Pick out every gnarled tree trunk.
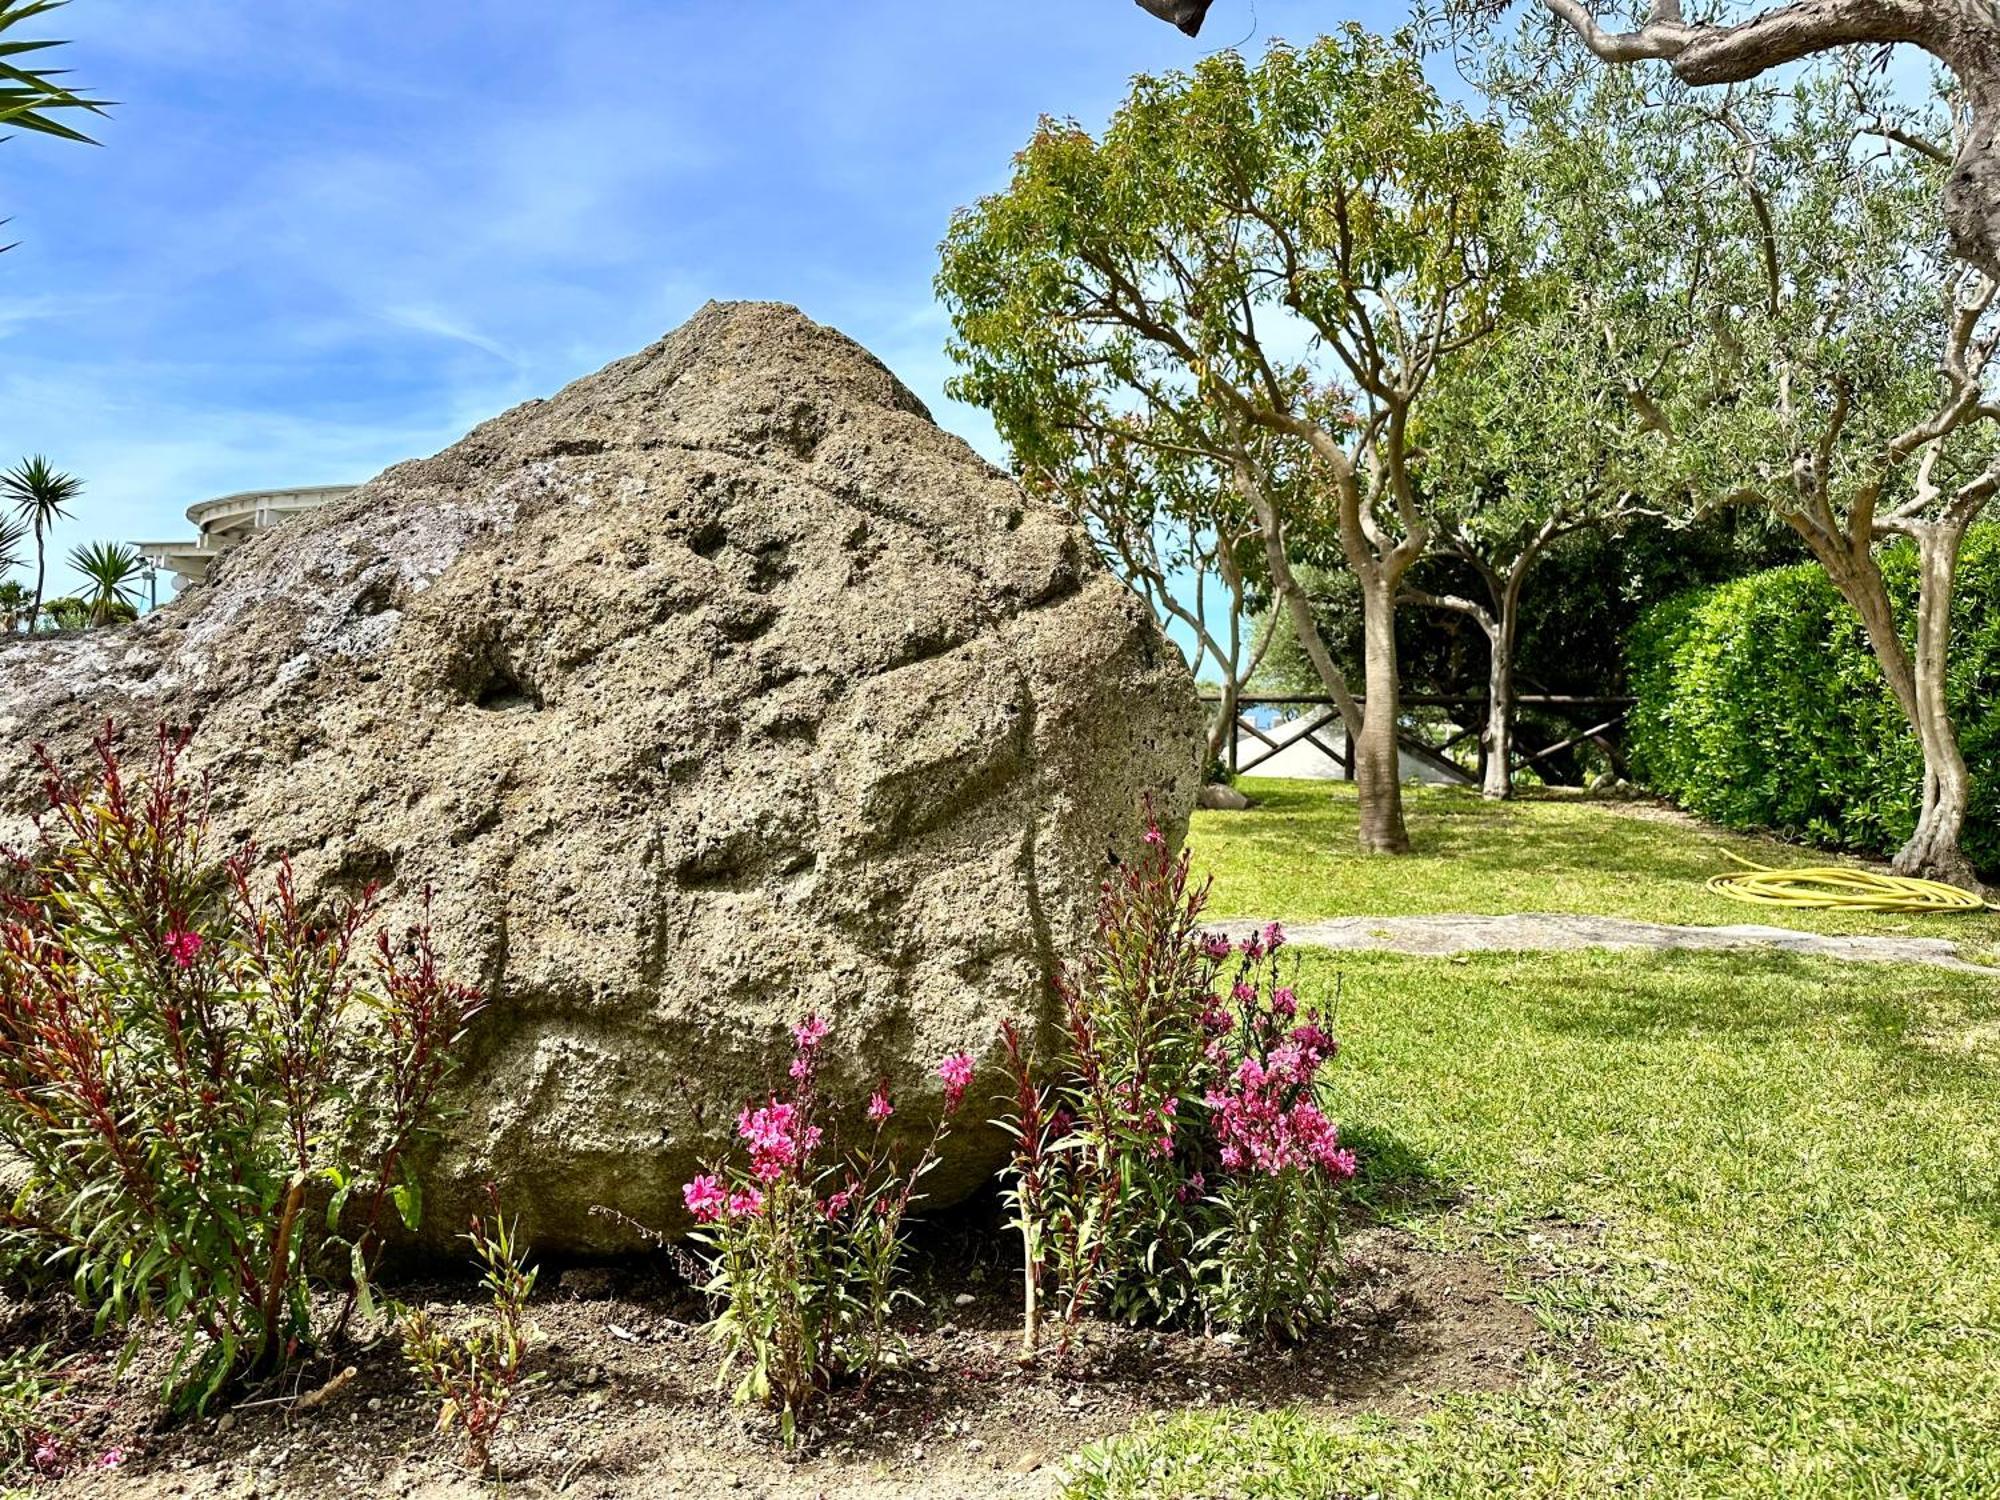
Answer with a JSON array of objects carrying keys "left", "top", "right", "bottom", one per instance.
[{"left": 1807, "top": 528, "right": 1981, "bottom": 889}]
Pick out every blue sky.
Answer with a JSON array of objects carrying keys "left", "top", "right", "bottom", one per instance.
[{"left": 0, "top": 0, "right": 1408, "bottom": 604}]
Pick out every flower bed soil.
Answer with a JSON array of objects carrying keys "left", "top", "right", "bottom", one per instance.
[{"left": 18, "top": 1217, "right": 1547, "bottom": 1500}]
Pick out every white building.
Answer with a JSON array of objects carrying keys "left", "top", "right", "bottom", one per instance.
[{"left": 135, "top": 484, "right": 358, "bottom": 586}]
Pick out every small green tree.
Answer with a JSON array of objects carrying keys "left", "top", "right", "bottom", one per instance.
[
  {"left": 940, "top": 27, "right": 1510, "bottom": 854},
  {"left": 0, "top": 456, "right": 78, "bottom": 631},
  {"left": 67, "top": 539, "right": 142, "bottom": 625},
  {"left": 1405, "top": 78, "right": 1663, "bottom": 798}
]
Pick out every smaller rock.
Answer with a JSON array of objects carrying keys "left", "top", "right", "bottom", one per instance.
[
  {"left": 952, "top": 1292, "right": 976, "bottom": 1308},
  {"left": 1198, "top": 782, "right": 1252, "bottom": 811}
]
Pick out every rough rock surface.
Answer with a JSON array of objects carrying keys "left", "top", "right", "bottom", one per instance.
[{"left": 0, "top": 302, "right": 1205, "bottom": 1251}]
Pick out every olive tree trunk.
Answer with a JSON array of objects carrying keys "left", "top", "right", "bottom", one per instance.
[{"left": 1812, "top": 529, "right": 1981, "bottom": 889}]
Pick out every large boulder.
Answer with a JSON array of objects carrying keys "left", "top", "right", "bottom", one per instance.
[{"left": 0, "top": 302, "right": 1205, "bottom": 1252}]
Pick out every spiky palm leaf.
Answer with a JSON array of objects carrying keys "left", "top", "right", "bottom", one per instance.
[
  {"left": 67, "top": 539, "right": 141, "bottom": 626},
  {"left": 0, "top": 0, "right": 104, "bottom": 144},
  {"left": 1, "top": 454, "right": 80, "bottom": 629}
]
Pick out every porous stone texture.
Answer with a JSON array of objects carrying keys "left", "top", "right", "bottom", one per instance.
[{"left": 0, "top": 301, "right": 1205, "bottom": 1251}]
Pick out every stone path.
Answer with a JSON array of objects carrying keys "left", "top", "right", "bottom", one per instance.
[{"left": 1211, "top": 913, "right": 2000, "bottom": 975}]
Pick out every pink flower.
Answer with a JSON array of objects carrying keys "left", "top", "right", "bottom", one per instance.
[
  {"left": 726, "top": 1186, "right": 765, "bottom": 1218},
  {"left": 1202, "top": 934, "right": 1234, "bottom": 960},
  {"left": 937, "top": 1051, "right": 975, "bottom": 1111},
  {"left": 792, "top": 1014, "right": 831, "bottom": 1050},
  {"left": 821, "top": 1186, "right": 855, "bottom": 1217},
  {"left": 1262, "top": 922, "right": 1286, "bottom": 953},
  {"left": 737, "top": 1101, "right": 821, "bottom": 1181},
  {"left": 683, "top": 1173, "right": 727, "bottom": 1224},
  {"left": 1143, "top": 826, "right": 1166, "bottom": 847},
  {"left": 162, "top": 929, "right": 203, "bottom": 968},
  {"left": 32, "top": 1436, "right": 61, "bottom": 1475},
  {"left": 98, "top": 1448, "right": 124, "bottom": 1470},
  {"left": 1271, "top": 985, "right": 1298, "bottom": 1019},
  {"left": 867, "top": 1088, "right": 894, "bottom": 1123}
]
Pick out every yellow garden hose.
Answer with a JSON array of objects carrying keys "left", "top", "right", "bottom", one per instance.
[{"left": 1706, "top": 852, "right": 2000, "bottom": 914}]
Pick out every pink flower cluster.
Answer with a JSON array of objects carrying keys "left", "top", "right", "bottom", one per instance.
[
  {"left": 684, "top": 1172, "right": 767, "bottom": 1223},
  {"left": 161, "top": 929, "right": 203, "bottom": 968},
  {"left": 1203, "top": 1035, "right": 1356, "bottom": 1180},
  {"left": 738, "top": 1099, "right": 823, "bottom": 1183},
  {"left": 937, "top": 1051, "right": 975, "bottom": 1111}
]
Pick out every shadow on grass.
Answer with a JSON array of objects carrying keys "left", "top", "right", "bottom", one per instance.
[{"left": 1339, "top": 1119, "right": 1457, "bottom": 1219}]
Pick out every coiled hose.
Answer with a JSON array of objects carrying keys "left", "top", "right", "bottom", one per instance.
[{"left": 1706, "top": 852, "right": 1998, "bottom": 914}]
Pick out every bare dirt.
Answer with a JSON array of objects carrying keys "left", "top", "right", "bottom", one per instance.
[{"left": 14, "top": 1216, "right": 1547, "bottom": 1500}]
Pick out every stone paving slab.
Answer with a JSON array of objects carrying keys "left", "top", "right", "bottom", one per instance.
[{"left": 1211, "top": 914, "right": 2000, "bottom": 975}]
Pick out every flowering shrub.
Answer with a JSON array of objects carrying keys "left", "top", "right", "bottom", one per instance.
[
  {"left": 398, "top": 1193, "right": 541, "bottom": 1475},
  {"left": 999, "top": 826, "right": 1356, "bottom": 1350},
  {"left": 683, "top": 1017, "right": 970, "bottom": 1442},
  {"left": 0, "top": 726, "right": 484, "bottom": 1409}
]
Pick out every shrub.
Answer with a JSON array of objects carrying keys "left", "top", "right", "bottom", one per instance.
[
  {"left": 681, "top": 1016, "right": 969, "bottom": 1443},
  {"left": 0, "top": 726, "right": 484, "bottom": 1409},
  {"left": 398, "top": 1192, "right": 540, "bottom": 1475},
  {"left": 1627, "top": 529, "right": 2000, "bottom": 871},
  {"left": 999, "top": 828, "right": 1357, "bottom": 1353}
]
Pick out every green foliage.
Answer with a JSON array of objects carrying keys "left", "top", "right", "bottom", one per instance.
[
  {"left": 938, "top": 25, "right": 1507, "bottom": 472},
  {"left": 1628, "top": 530, "right": 2000, "bottom": 872},
  {"left": 1001, "top": 832, "right": 1355, "bottom": 1350},
  {"left": 681, "top": 1019, "right": 964, "bottom": 1444},
  {"left": 0, "top": 727, "right": 485, "bottom": 1410},
  {"left": 0, "top": 1, "right": 102, "bottom": 144},
  {"left": 397, "top": 1198, "right": 541, "bottom": 1475},
  {"left": 65, "top": 540, "right": 142, "bottom": 625},
  {"left": 0, "top": 1344, "right": 60, "bottom": 1478}
]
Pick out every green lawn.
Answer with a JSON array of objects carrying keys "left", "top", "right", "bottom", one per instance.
[
  {"left": 1072, "top": 948, "right": 2000, "bottom": 1498},
  {"left": 1193, "top": 778, "right": 2000, "bottom": 944}
]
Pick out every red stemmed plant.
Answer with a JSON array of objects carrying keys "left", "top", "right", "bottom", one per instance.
[
  {"left": 998, "top": 823, "right": 1358, "bottom": 1354},
  {"left": 681, "top": 1015, "right": 973, "bottom": 1444},
  {"left": 0, "top": 724, "right": 483, "bottom": 1410}
]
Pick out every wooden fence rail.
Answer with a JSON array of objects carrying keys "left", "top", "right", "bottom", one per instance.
[{"left": 1203, "top": 693, "right": 1635, "bottom": 786}]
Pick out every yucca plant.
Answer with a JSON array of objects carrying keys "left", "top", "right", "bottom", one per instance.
[
  {"left": 0, "top": 456, "right": 78, "bottom": 629},
  {"left": 0, "top": 1, "right": 103, "bottom": 143},
  {"left": 66, "top": 539, "right": 141, "bottom": 625}
]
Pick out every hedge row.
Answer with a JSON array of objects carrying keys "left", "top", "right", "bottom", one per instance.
[{"left": 1626, "top": 528, "right": 2000, "bottom": 873}]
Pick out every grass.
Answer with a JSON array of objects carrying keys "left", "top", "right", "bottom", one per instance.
[
  {"left": 1070, "top": 947, "right": 2000, "bottom": 1498},
  {"left": 1193, "top": 778, "right": 2000, "bottom": 944}
]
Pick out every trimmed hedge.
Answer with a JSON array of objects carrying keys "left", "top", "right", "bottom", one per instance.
[{"left": 1627, "top": 528, "right": 2000, "bottom": 873}]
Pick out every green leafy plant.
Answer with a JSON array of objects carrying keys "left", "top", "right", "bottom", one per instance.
[
  {"left": 0, "top": 724, "right": 485, "bottom": 1410},
  {"left": 66, "top": 540, "right": 144, "bottom": 625},
  {"left": 681, "top": 1017, "right": 969, "bottom": 1444},
  {"left": 1628, "top": 528, "right": 2000, "bottom": 876},
  {"left": 1000, "top": 827, "right": 1356, "bottom": 1353},
  {"left": 0, "top": 456, "right": 78, "bottom": 631},
  {"left": 0, "top": 1344, "right": 61, "bottom": 1478},
  {"left": 398, "top": 1193, "right": 540, "bottom": 1475},
  {"left": 0, "top": 2, "right": 103, "bottom": 144}
]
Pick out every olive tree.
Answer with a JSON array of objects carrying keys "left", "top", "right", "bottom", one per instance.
[
  {"left": 938, "top": 27, "right": 1509, "bottom": 855},
  {"left": 1406, "top": 90, "right": 1662, "bottom": 798},
  {"left": 1597, "top": 64, "right": 2000, "bottom": 885},
  {"left": 1133, "top": 1, "right": 2000, "bottom": 280}
]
